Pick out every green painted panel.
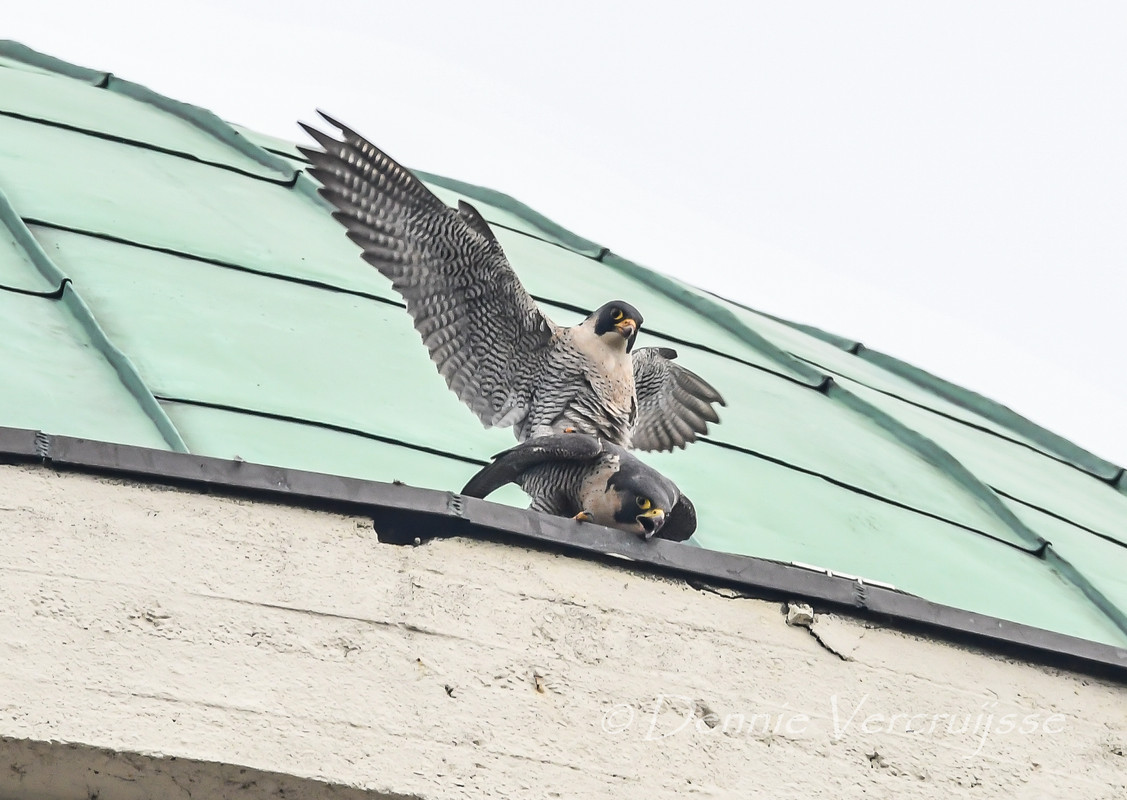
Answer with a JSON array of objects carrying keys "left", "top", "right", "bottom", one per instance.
[
  {"left": 0, "top": 68, "right": 286, "bottom": 179},
  {"left": 0, "top": 290, "right": 170, "bottom": 448},
  {"left": 643, "top": 444, "right": 1127, "bottom": 647},
  {"left": 162, "top": 401, "right": 527, "bottom": 508},
  {"left": 39, "top": 226, "right": 515, "bottom": 461},
  {"left": 0, "top": 116, "right": 394, "bottom": 299},
  {"left": 1006, "top": 499, "right": 1127, "bottom": 619},
  {"left": 841, "top": 376, "right": 1127, "bottom": 546}
]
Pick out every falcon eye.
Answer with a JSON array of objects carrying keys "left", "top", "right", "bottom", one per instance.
[
  {"left": 636, "top": 497, "right": 651, "bottom": 510},
  {"left": 612, "top": 309, "right": 624, "bottom": 321}
]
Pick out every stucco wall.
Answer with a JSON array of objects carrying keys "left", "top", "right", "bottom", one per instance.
[{"left": 0, "top": 463, "right": 1123, "bottom": 799}]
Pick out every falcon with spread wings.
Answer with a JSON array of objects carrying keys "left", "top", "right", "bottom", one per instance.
[{"left": 300, "top": 113, "right": 724, "bottom": 451}]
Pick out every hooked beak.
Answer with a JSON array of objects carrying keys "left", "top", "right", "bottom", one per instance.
[
  {"left": 615, "top": 318, "right": 638, "bottom": 340},
  {"left": 637, "top": 508, "right": 666, "bottom": 539}
]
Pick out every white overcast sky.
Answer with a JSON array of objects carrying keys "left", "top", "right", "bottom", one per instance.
[{"left": 13, "top": 1, "right": 1127, "bottom": 466}]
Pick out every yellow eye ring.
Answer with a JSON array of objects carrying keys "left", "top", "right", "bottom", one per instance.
[
  {"left": 612, "top": 309, "right": 624, "bottom": 321},
  {"left": 636, "top": 497, "right": 651, "bottom": 510}
]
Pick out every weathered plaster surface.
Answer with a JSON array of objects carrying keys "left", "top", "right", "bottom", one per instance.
[{"left": 0, "top": 464, "right": 1124, "bottom": 799}]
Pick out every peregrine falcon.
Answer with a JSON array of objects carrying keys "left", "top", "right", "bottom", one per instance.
[
  {"left": 299, "top": 112, "right": 724, "bottom": 451},
  {"left": 461, "top": 433, "right": 697, "bottom": 541}
]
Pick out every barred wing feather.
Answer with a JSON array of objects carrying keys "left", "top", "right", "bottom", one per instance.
[
  {"left": 299, "top": 112, "right": 555, "bottom": 429},
  {"left": 631, "top": 347, "right": 725, "bottom": 452}
]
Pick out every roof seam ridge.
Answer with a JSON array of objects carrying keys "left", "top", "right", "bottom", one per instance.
[
  {"left": 600, "top": 251, "right": 829, "bottom": 388},
  {"left": 522, "top": 289, "right": 813, "bottom": 385},
  {"left": 698, "top": 435, "right": 1038, "bottom": 551},
  {"left": 304, "top": 163, "right": 605, "bottom": 257},
  {"left": 796, "top": 353, "right": 1091, "bottom": 474},
  {"left": 0, "top": 187, "right": 187, "bottom": 453},
  {"left": 1042, "top": 547, "right": 1127, "bottom": 639},
  {"left": 858, "top": 347, "right": 1123, "bottom": 481},
  {"left": 826, "top": 381, "right": 1048, "bottom": 551},
  {"left": 261, "top": 143, "right": 309, "bottom": 164},
  {"left": 411, "top": 169, "right": 607, "bottom": 257},
  {"left": 0, "top": 40, "right": 107, "bottom": 83},
  {"left": 706, "top": 293, "right": 1124, "bottom": 489},
  {"left": 636, "top": 330, "right": 812, "bottom": 386},
  {"left": 994, "top": 488, "right": 1127, "bottom": 550},
  {"left": 712, "top": 290, "right": 1123, "bottom": 482},
  {"left": 477, "top": 218, "right": 608, "bottom": 260},
  {"left": 58, "top": 284, "right": 189, "bottom": 454},
  {"left": 0, "top": 188, "right": 69, "bottom": 287},
  {"left": 157, "top": 396, "right": 489, "bottom": 467},
  {"left": 104, "top": 76, "right": 295, "bottom": 179},
  {"left": 0, "top": 41, "right": 313, "bottom": 192},
  {"left": 0, "top": 110, "right": 292, "bottom": 184},
  {"left": 709, "top": 289, "right": 862, "bottom": 351}
]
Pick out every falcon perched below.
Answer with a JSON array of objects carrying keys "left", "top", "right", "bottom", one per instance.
[
  {"left": 299, "top": 112, "right": 724, "bottom": 450},
  {"left": 462, "top": 434, "right": 696, "bottom": 541}
]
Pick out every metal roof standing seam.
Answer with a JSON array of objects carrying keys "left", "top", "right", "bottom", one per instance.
[
  {"left": 0, "top": 40, "right": 1125, "bottom": 647},
  {"left": 0, "top": 186, "right": 186, "bottom": 451}
]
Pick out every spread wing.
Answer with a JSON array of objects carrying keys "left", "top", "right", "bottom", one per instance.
[
  {"left": 631, "top": 347, "right": 725, "bottom": 451},
  {"left": 658, "top": 494, "right": 697, "bottom": 542},
  {"left": 299, "top": 112, "right": 555, "bottom": 429},
  {"left": 461, "top": 434, "right": 604, "bottom": 499}
]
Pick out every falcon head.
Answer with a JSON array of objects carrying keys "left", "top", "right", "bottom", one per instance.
[
  {"left": 607, "top": 463, "right": 679, "bottom": 539},
  {"left": 590, "top": 301, "right": 643, "bottom": 353}
]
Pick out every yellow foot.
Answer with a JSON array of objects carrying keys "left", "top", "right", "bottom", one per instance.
[
  {"left": 563, "top": 427, "right": 577, "bottom": 434},
  {"left": 573, "top": 511, "right": 593, "bottom": 522}
]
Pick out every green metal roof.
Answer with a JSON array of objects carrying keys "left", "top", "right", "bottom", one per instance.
[{"left": 2, "top": 40, "right": 1125, "bottom": 648}]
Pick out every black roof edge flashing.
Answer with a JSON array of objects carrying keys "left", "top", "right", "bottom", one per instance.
[{"left": 1, "top": 425, "right": 1124, "bottom": 682}]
